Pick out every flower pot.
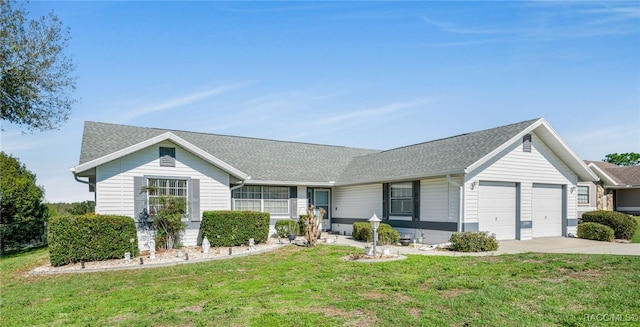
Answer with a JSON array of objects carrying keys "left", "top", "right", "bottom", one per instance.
[
  {"left": 399, "top": 238, "right": 411, "bottom": 247},
  {"left": 288, "top": 233, "right": 296, "bottom": 242}
]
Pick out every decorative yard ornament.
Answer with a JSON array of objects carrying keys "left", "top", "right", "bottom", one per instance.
[
  {"left": 369, "top": 213, "right": 381, "bottom": 257},
  {"left": 149, "top": 239, "right": 156, "bottom": 259},
  {"left": 202, "top": 236, "right": 211, "bottom": 254}
]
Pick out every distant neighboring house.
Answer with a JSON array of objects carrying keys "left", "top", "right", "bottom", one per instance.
[
  {"left": 578, "top": 161, "right": 640, "bottom": 216},
  {"left": 71, "top": 118, "right": 597, "bottom": 247}
]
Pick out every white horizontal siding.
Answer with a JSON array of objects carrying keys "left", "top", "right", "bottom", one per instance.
[
  {"left": 95, "top": 141, "right": 231, "bottom": 246},
  {"left": 464, "top": 132, "right": 578, "bottom": 225},
  {"left": 332, "top": 184, "right": 382, "bottom": 219},
  {"left": 421, "top": 177, "right": 460, "bottom": 222}
]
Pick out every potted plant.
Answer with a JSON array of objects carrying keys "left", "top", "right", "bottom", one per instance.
[{"left": 399, "top": 234, "right": 411, "bottom": 246}]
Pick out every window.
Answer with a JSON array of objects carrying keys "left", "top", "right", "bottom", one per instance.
[
  {"left": 159, "top": 147, "right": 176, "bottom": 167},
  {"left": 233, "top": 185, "right": 262, "bottom": 211},
  {"left": 232, "top": 186, "right": 289, "bottom": 214},
  {"left": 147, "top": 178, "right": 188, "bottom": 217},
  {"left": 390, "top": 182, "right": 413, "bottom": 214},
  {"left": 577, "top": 185, "right": 589, "bottom": 205}
]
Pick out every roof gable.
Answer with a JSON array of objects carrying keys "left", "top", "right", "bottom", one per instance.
[{"left": 73, "top": 131, "right": 249, "bottom": 179}]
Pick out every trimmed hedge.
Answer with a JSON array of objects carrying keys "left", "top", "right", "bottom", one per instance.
[
  {"left": 577, "top": 222, "right": 614, "bottom": 242},
  {"left": 352, "top": 222, "right": 399, "bottom": 245},
  {"left": 200, "top": 211, "right": 269, "bottom": 247},
  {"left": 275, "top": 219, "right": 299, "bottom": 237},
  {"left": 449, "top": 231, "right": 499, "bottom": 252},
  {"left": 581, "top": 210, "right": 637, "bottom": 240},
  {"left": 48, "top": 214, "right": 138, "bottom": 267}
]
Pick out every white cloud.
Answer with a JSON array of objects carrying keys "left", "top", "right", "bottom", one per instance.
[{"left": 120, "top": 84, "right": 246, "bottom": 122}]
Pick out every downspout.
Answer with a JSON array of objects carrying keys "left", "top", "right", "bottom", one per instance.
[
  {"left": 229, "top": 176, "right": 251, "bottom": 210},
  {"left": 73, "top": 173, "right": 97, "bottom": 205},
  {"left": 446, "top": 174, "right": 464, "bottom": 233}
]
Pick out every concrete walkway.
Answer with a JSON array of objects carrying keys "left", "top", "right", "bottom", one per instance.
[{"left": 328, "top": 234, "right": 640, "bottom": 256}]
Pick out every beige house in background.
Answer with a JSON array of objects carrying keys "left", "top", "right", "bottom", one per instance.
[{"left": 578, "top": 161, "right": 640, "bottom": 217}]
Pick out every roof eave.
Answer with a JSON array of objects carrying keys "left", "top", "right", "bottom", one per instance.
[
  {"left": 72, "top": 132, "right": 249, "bottom": 180},
  {"left": 334, "top": 169, "right": 467, "bottom": 186}
]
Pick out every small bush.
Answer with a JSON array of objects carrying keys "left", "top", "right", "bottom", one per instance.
[
  {"left": 275, "top": 219, "right": 299, "bottom": 237},
  {"left": 48, "top": 214, "right": 138, "bottom": 267},
  {"left": 577, "top": 222, "right": 614, "bottom": 242},
  {"left": 449, "top": 231, "right": 499, "bottom": 252},
  {"left": 581, "top": 210, "right": 637, "bottom": 240},
  {"left": 200, "top": 211, "right": 269, "bottom": 247},
  {"left": 352, "top": 222, "right": 399, "bottom": 245}
]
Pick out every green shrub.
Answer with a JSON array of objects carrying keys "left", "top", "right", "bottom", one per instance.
[
  {"left": 48, "top": 214, "right": 138, "bottom": 267},
  {"left": 449, "top": 231, "right": 499, "bottom": 252},
  {"left": 275, "top": 219, "right": 299, "bottom": 237},
  {"left": 577, "top": 222, "right": 615, "bottom": 242},
  {"left": 581, "top": 210, "right": 637, "bottom": 240},
  {"left": 351, "top": 222, "right": 399, "bottom": 245},
  {"left": 200, "top": 211, "right": 269, "bottom": 247}
]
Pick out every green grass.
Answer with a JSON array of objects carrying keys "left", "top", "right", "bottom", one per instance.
[
  {"left": 633, "top": 216, "right": 640, "bottom": 243},
  {"left": 2, "top": 246, "right": 639, "bottom": 326}
]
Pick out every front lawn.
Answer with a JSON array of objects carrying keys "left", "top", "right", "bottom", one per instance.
[{"left": 1, "top": 246, "right": 639, "bottom": 326}]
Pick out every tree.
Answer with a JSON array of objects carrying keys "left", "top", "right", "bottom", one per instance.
[
  {"left": 1, "top": 0, "right": 77, "bottom": 132},
  {"left": 151, "top": 196, "right": 187, "bottom": 250},
  {"left": 0, "top": 151, "right": 49, "bottom": 254},
  {"left": 603, "top": 153, "right": 640, "bottom": 167},
  {"left": 303, "top": 204, "right": 324, "bottom": 247}
]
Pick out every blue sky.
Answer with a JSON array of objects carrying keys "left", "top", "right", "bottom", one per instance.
[{"left": 2, "top": 1, "right": 639, "bottom": 203}]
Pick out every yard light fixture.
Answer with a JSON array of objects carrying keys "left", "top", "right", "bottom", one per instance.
[{"left": 369, "top": 213, "right": 381, "bottom": 257}]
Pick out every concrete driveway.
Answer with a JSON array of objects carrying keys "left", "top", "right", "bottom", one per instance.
[
  {"left": 331, "top": 235, "right": 640, "bottom": 256},
  {"left": 498, "top": 237, "right": 640, "bottom": 256}
]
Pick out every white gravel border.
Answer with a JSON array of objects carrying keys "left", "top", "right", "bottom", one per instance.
[{"left": 29, "top": 242, "right": 289, "bottom": 275}]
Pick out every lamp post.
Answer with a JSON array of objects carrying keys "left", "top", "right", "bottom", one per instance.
[{"left": 369, "top": 213, "right": 381, "bottom": 257}]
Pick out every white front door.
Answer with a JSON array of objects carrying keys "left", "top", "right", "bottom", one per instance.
[{"left": 478, "top": 181, "right": 517, "bottom": 240}]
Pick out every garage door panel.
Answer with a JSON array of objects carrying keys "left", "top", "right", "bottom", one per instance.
[
  {"left": 532, "top": 184, "right": 562, "bottom": 238},
  {"left": 478, "top": 182, "right": 516, "bottom": 240}
]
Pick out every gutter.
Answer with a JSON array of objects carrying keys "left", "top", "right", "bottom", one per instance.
[
  {"left": 446, "top": 174, "right": 464, "bottom": 233},
  {"left": 230, "top": 176, "right": 252, "bottom": 191}
]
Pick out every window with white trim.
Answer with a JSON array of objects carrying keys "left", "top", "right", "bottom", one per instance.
[
  {"left": 232, "top": 186, "right": 289, "bottom": 214},
  {"left": 390, "top": 182, "right": 413, "bottom": 214},
  {"left": 577, "top": 185, "right": 589, "bottom": 205},
  {"left": 147, "top": 178, "right": 188, "bottom": 217}
]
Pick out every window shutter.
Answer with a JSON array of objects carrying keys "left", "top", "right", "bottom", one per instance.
[
  {"left": 382, "top": 183, "right": 389, "bottom": 219},
  {"left": 412, "top": 180, "right": 420, "bottom": 221},
  {"left": 289, "top": 186, "right": 298, "bottom": 218},
  {"left": 190, "top": 179, "right": 200, "bottom": 221},
  {"left": 134, "top": 177, "right": 146, "bottom": 222}
]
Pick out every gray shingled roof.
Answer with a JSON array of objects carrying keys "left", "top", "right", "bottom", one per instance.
[
  {"left": 587, "top": 161, "right": 640, "bottom": 186},
  {"left": 79, "top": 118, "right": 540, "bottom": 185},
  {"left": 79, "top": 122, "right": 379, "bottom": 183},
  {"left": 337, "top": 118, "right": 539, "bottom": 185}
]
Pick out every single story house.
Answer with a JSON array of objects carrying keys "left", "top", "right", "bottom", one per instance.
[
  {"left": 71, "top": 117, "right": 598, "bottom": 247},
  {"left": 578, "top": 161, "right": 640, "bottom": 217}
]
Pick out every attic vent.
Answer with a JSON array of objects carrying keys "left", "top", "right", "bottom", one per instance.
[
  {"left": 523, "top": 134, "right": 532, "bottom": 152},
  {"left": 159, "top": 147, "right": 176, "bottom": 167}
]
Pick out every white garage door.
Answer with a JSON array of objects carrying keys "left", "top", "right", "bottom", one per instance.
[
  {"left": 478, "top": 182, "right": 517, "bottom": 240},
  {"left": 532, "top": 184, "right": 563, "bottom": 238}
]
